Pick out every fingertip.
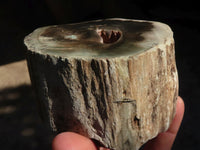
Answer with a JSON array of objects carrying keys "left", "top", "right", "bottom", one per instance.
[
  {"left": 177, "top": 96, "right": 185, "bottom": 116},
  {"left": 167, "top": 96, "right": 185, "bottom": 134},
  {"left": 52, "top": 132, "right": 97, "bottom": 150},
  {"left": 141, "top": 96, "right": 185, "bottom": 150}
]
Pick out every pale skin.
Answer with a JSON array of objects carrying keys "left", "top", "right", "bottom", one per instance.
[{"left": 52, "top": 96, "right": 184, "bottom": 150}]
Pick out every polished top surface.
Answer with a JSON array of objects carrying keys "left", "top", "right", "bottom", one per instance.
[{"left": 24, "top": 18, "right": 172, "bottom": 58}]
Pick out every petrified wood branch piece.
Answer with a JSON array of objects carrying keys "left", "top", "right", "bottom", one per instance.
[{"left": 24, "top": 18, "right": 178, "bottom": 150}]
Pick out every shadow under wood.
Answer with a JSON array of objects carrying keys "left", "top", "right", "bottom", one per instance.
[{"left": 0, "top": 85, "right": 52, "bottom": 150}]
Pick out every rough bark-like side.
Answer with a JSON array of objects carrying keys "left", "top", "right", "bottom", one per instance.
[{"left": 26, "top": 38, "right": 178, "bottom": 150}]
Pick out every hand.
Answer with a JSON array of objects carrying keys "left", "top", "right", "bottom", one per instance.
[
  {"left": 52, "top": 97, "right": 184, "bottom": 150},
  {"left": 141, "top": 96, "right": 184, "bottom": 150}
]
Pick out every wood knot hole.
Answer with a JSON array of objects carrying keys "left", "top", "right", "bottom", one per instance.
[
  {"left": 98, "top": 29, "right": 121, "bottom": 44},
  {"left": 133, "top": 116, "right": 140, "bottom": 127}
]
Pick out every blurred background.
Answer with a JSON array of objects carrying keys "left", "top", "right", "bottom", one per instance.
[{"left": 0, "top": 0, "right": 200, "bottom": 149}]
